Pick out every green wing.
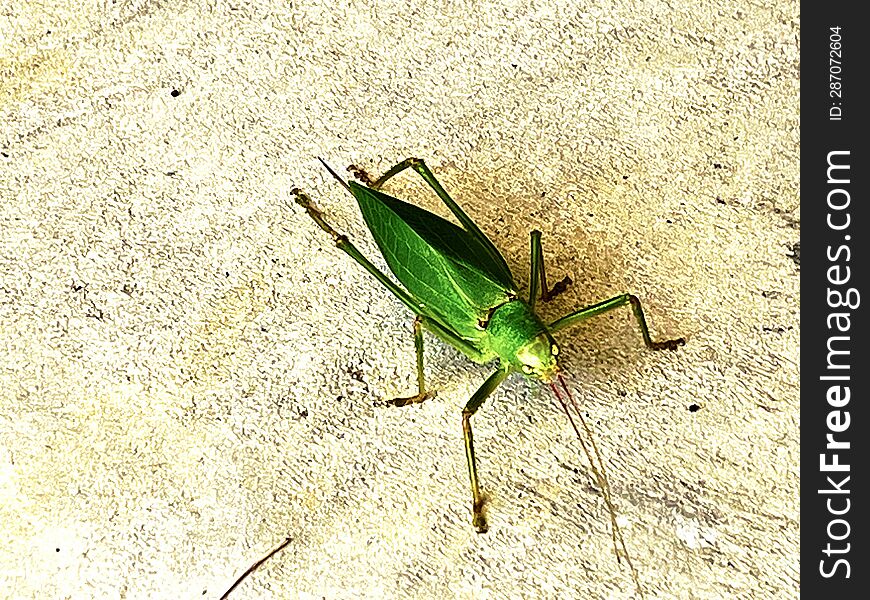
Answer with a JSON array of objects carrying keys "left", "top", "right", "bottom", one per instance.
[{"left": 350, "top": 182, "right": 517, "bottom": 340}]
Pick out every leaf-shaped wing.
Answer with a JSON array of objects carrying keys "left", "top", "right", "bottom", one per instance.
[{"left": 350, "top": 182, "right": 517, "bottom": 340}]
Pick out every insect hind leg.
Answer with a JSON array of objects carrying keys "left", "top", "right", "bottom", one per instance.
[
  {"left": 370, "top": 158, "right": 484, "bottom": 238},
  {"left": 291, "top": 187, "right": 427, "bottom": 319},
  {"left": 341, "top": 158, "right": 419, "bottom": 190},
  {"left": 365, "top": 158, "right": 513, "bottom": 283},
  {"left": 292, "top": 190, "right": 492, "bottom": 366},
  {"left": 368, "top": 157, "right": 422, "bottom": 190}
]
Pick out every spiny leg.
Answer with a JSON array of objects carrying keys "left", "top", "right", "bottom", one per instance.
[
  {"left": 292, "top": 185, "right": 426, "bottom": 323},
  {"left": 548, "top": 293, "right": 685, "bottom": 350},
  {"left": 528, "top": 230, "right": 573, "bottom": 310},
  {"left": 387, "top": 316, "right": 437, "bottom": 407},
  {"left": 462, "top": 365, "right": 511, "bottom": 533},
  {"left": 368, "top": 157, "right": 423, "bottom": 190},
  {"left": 370, "top": 158, "right": 493, "bottom": 246}
]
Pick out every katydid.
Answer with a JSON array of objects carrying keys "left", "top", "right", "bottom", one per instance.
[{"left": 292, "top": 157, "right": 683, "bottom": 582}]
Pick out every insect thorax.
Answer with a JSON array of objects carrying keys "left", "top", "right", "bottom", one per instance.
[{"left": 484, "top": 300, "right": 558, "bottom": 380}]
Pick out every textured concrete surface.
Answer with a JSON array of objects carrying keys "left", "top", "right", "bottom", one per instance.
[{"left": 1, "top": 1, "right": 799, "bottom": 598}]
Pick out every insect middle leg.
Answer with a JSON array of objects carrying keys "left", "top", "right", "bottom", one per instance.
[
  {"left": 387, "top": 316, "right": 437, "bottom": 407},
  {"left": 548, "top": 294, "right": 685, "bottom": 350},
  {"left": 528, "top": 230, "right": 573, "bottom": 309}
]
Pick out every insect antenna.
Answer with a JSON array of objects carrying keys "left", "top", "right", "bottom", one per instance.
[
  {"left": 317, "top": 157, "right": 352, "bottom": 193},
  {"left": 550, "top": 374, "right": 644, "bottom": 598}
]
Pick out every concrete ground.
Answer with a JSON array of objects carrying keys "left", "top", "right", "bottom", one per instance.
[{"left": 1, "top": 1, "right": 799, "bottom": 598}]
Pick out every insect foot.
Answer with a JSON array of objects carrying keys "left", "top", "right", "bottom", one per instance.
[
  {"left": 649, "top": 337, "right": 686, "bottom": 351},
  {"left": 625, "top": 294, "right": 686, "bottom": 351},
  {"left": 541, "top": 274, "right": 574, "bottom": 302},
  {"left": 385, "top": 390, "right": 437, "bottom": 408},
  {"left": 472, "top": 495, "right": 490, "bottom": 534},
  {"left": 291, "top": 188, "right": 342, "bottom": 242},
  {"left": 346, "top": 164, "right": 375, "bottom": 186}
]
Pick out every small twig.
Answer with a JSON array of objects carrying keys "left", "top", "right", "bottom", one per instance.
[{"left": 219, "top": 537, "right": 293, "bottom": 599}]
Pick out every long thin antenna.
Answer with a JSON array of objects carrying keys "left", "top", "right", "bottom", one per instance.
[
  {"left": 550, "top": 374, "right": 644, "bottom": 598},
  {"left": 317, "top": 157, "right": 352, "bottom": 193}
]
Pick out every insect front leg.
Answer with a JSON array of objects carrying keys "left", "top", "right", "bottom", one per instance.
[
  {"left": 386, "top": 317, "right": 437, "bottom": 407},
  {"left": 528, "top": 230, "right": 573, "bottom": 309},
  {"left": 462, "top": 365, "right": 511, "bottom": 533},
  {"left": 548, "top": 293, "right": 685, "bottom": 350}
]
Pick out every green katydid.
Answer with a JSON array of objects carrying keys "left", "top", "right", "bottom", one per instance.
[{"left": 292, "top": 157, "right": 683, "bottom": 585}]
